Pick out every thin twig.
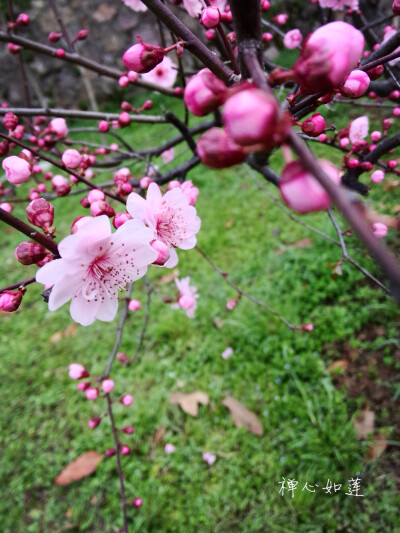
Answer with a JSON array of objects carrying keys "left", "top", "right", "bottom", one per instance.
[
  {"left": 0, "top": 276, "right": 36, "bottom": 293},
  {"left": 127, "top": 279, "right": 153, "bottom": 364}
]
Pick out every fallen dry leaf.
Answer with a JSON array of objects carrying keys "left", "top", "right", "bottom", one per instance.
[
  {"left": 49, "top": 322, "right": 78, "bottom": 343},
  {"left": 328, "top": 359, "right": 349, "bottom": 373},
  {"left": 222, "top": 396, "right": 263, "bottom": 436},
  {"left": 153, "top": 425, "right": 166, "bottom": 444},
  {"left": 54, "top": 451, "right": 103, "bottom": 485},
  {"left": 169, "top": 391, "right": 209, "bottom": 416},
  {"left": 276, "top": 238, "right": 314, "bottom": 255},
  {"left": 225, "top": 219, "right": 233, "bottom": 229},
  {"left": 383, "top": 179, "right": 400, "bottom": 192},
  {"left": 159, "top": 269, "right": 179, "bottom": 284},
  {"left": 213, "top": 317, "right": 224, "bottom": 329},
  {"left": 354, "top": 409, "right": 375, "bottom": 440},
  {"left": 49, "top": 331, "right": 63, "bottom": 343},
  {"left": 365, "top": 434, "right": 387, "bottom": 463}
]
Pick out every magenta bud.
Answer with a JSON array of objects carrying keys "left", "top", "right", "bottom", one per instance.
[
  {"left": 372, "top": 222, "right": 388, "bottom": 238},
  {"left": 16, "top": 13, "right": 30, "bottom": 26},
  {"left": 393, "top": 0, "right": 400, "bottom": 15},
  {"left": 359, "top": 161, "right": 373, "bottom": 172},
  {"left": 76, "top": 29, "right": 88, "bottom": 40},
  {"left": 102, "top": 379, "right": 115, "bottom": 393},
  {"left": 113, "top": 212, "right": 132, "bottom": 229},
  {"left": 226, "top": 298, "right": 238, "bottom": 311},
  {"left": 121, "top": 394, "right": 133, "bottom": 406},
  {"left": 140, "top": 177, "right": 153, "bottom": 189},
  {"left": 3, "top": 112, "right": 18, "bottom": 131},
  {"left": 142, "top": 99, "right": 153, "bottom": 110},
  {"left": 132, "top": 498, "right": 143, "bottom": 508},
  {"left": 340, "top": 70, "right": 370, "bottom": 99},
  {"left": 88, "top": 417, "right": 101, "bottom": 429},
  {"left": 370, "top": 131, "right": 381, "bottom": 142},
  {"left": 69, "top": 363, "right": 89, "bottom": 380},
  {"left": 117, "top": 352, "right": 128, "bottom": 363},
  {"left": 62, "top": 149, "right": 81, "bottom": 169},
  {"left": 26, "top": 198, "right": 54, "bottom": 230},
  {"left": 15, "top": 242, "right": 48, "bottom": 265},
  {"left": 122, "top": 36, "right": 165, "bottom": 73},
  {"left": 128, "top": 299, "right": 141, "bottom": 312},
  {"left": 98, "top": 120, "right": 109, "bottom": 132},
  {"left": 120, "top": 445, "right": 130, "bottom": 455},
  {"left": 197, "top": 127, "right": 246, "bottom": 169},
  {"left": 371, "top": 170, "right": 385, "bottom": 183},
  {"left": 0, "top": 140, "right": 9, "bottom": 157},
  {"left": 118, "top": 112, "right": 130, "bottom": 127},
  {"left": 301, "top": 323, "right": 314, "bottom": 332},
  {"left": 122, "top": 426, "right": 135, "bottom": 434},
  {"left": 77, "top": 381, "right": 91, "bottom": 391},
  {"left": 90, "top": 200, "right": 115, "bottom": 218},
  {"left": 300, "top": 113, "right": 325, "bottom": 137},
  {"left": 2, "top": 155, "right": 31, "bottom": 185},
  {"left": 0, "top": 202, "right": 13, "bottom": 213},
  {"left": 105, "top": 448, "right": 116, "bottom": 457},
  {"left": 150, "top": 239, "right": 170, "bottom": 266},
  {"left": 366, "top": 64, "right": 384, "bottom": 81},
  {"left": 200, "top": 7, "right": 220, "bottom": 28},
  {"left": 48, "top": 31, "right": 62, "bottom": 42},
  {"left": 7, "top": 43, "right": 21, "bottom": 54},
  {"left": 87, "top": 189, "right": 105, "bottom": 204},
  {"left": 0, "top": 289, "right": 23, "bottom": 312},
  {"left": 86, "top": 387, "right": 99, "bottom": 400},
  {"left": 184, "top": 69, "right": 227, "bottom": 117}
]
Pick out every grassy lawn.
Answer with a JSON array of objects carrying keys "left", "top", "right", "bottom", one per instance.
[{"left": 1, "top": 94, "right": 400, "bottom": 533}]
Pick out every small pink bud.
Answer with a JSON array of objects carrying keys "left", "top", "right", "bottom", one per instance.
[
  {"left": 7, "top": 43, "right": 20, "bottom": 54},
  {"left": 122, "top": 36, "right": 165, "bottom": 73},
  {"left": 205, "top": 29, "right": 216, "bottom": 40},
  {"left": 15, "top": 242, "right": 48, "bottom": 265},
  {"left": 388, "top": 160, "right": 398, "bottom": 169},
  {"left": 142, "top": 99, "right": 153, "bottom": 110},
  {"left": 0, "top": 202, "right": 13, "bottom": 213},
  {"left": 318, "top": 133, "right": 327, "bottom": 143},
  {"left": 140, "top": 177, "right": 153, "bottom": 189},
  {"left": 301, "top": 323, "right": 314, "bottom": 332},
  {"left": 339, "top": 137, "right": 350, "bottom": 148},
  {"left": 3, "top": 112, "right": 18, "bottom": 131},
  {"left": 184, "top": 69, "right": 227, "bottom": 117},
  {"left": 61, "top": 148, "right": 81, "bottom": 169},
  {"left": 226, "top": 298, "right": 238, "bottom": 311},
  {"left": 120, "top": 182, "right": 133, "bottom": 195},
  {"left": 389, "top": 90, "right": 400, "bottom": 100},
  {"left": 150, "top": 239, "right": 170, "bottom": 266},
  {"left": 87, "top": 189, "right": 105, "bottom": 204},
  {"left": 88, "top": 417, "right": 101, "bottom": 429},
  {"left": 102, "top": 379, "right": 115, "bottom": 393},
  {"left": 90, "top": 200, "right": 115, "bottom": 218},
  {"left": 165, "top": 443, "right": 176, "bottom": 453},
  {"left": 393, "top": 107, "right": 400, "bottom": 117},
  {"left": 197, "top": 127, "right": 246, "bottom": 169},
  {"left": 49, "top": 118, "right": 68, "bottom": 139},
  {"left": 69, "top": 364, "right": 89, "bottom": 380},
  {"left": 279, "top": 159, "right": 340, "bottom": 214},
  {"left": 119, "top": 75, "right": 129, "bottom": 87},
  {"left": 0, "top": 289, "right": 23, "bottom": 312},
  {"left": 55, "top": 48, "right": 66, "bottom": 58},
  {"left": 120, "top": 445, "right": 130, "bottom": 455},
  {"left": 118, "top": 112, "right": 130, "bottom": 127},
  {"left": 370, "top": 131, "right": 381, "bottom": 142},
  {"left": 262, "top": 32, "right": 273, "bottom": 43},
  {"left": 372, "top": 222, "right": 388, "bottom": 238},
  {"left": 340, "top": 70, "right": 370, "bottom": 99},
  {"left": 273, "top": 13, "right": 288, "bottom": 24},
  {"left": 117, "top": 352, "right": 128, "bottom": 363},
  {"left": 16, "top": 13, "right": 30, "bottom": 26},
  {"left": 371, "top": 170, "right": 385, "bottom": 183},
  {"left": 98, "top": 120, "right": 109, "bottom": 132},
  {"left": 77, "top": 381, "right": 91, "bottom": 391},
  {"left": 366, "top": 64, "right": 384, "bottom": 81},
  {"left": 128, "top": 70, "right": 138, "bottom": 82},
  {"left": 122, "top": 426, "right": 135, "bottom": 434},
  {"left": 200, "top": 7, "right": 220, "bottom": 29},
  {"left": 222, "top": 347, "right": 234, "bottom": 359},
  {"left": 261, "top": 0, "right": 271, "bottom": 10},
  {"left": 85, "top": 387, "right": 99, "bottom": 400},
  {"left": 121, "top": 394, "right": 133, "bottom": 406},
  {"left": 360, "top": 161, "right": 373, "bottom": 172},
  {"left": 2, "top": 155, "right": 31, "bottom": 185},
  {"left": 300, "top": 113, "right": 325, "bottom": 137},
  {"left": 128, "top": 299, "right": 141, "bottom": 311},
  {"left": 113, "top": 212, "right": 132, "bottom": 229},
  {"left": 283, "top": 29, "right": 302, "bottom": 49},
  {"left": 105, "top": 448, "right": 116, "bottom": 457},
  {"left": 48, "top": 32, "right": 62, "bottom": 42},
  {"left": 76, "top": 29, "right": 88, "bottom": 41},
  {"left": 132, "top": 498, "right": 143, "bottom": 508}
]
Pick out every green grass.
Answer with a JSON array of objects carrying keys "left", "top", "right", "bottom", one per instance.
[{"left": 1, "top": 95, "right": 400, "bottom": 533}]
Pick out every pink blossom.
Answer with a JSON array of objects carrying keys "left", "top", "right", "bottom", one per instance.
[
  {"left": 88, "top": 417, "right": 101, "bottom": 429},
  {"left": 183, "top": 0, "right": 203, "bottom": 17},
  {"left": 372, "top": 222, "right": 388, "bottom": 238},
  {"left": 318, "top": 0, "right": 359, "bottom": 9},
  {"left": 202, "top": 452, "right": 216, "bottom": 465},
  {"left": 102, "top": 379, "right": 115, "bottom": 393},
  {"left": 122, "top": 0, "right": 147, "bottom": 11},
  {"left": 151, "top": 239, "right": 170, "bottom": 266},
  {"left": 121, "top": 394, "right": 133, "bottom": 406},
  {"left": 123, "top": 37, "right": 164, "bottom": 74},
  {"left": 222, "top": 347, "right": 233, "bottom": 359},
  {"left": 340, "top": 70, "right": 370, "bottom": 98},
  {"left": 2, "top": 156, "right": 31, "bottom": 185},
  {"left": 49, "top": 117, "right": 68, "bottom": 139},
  {"left": 201, "top": 7, "right": 221, "bottom": 29},
  {"left": 62, "top": 149, "right": 81, "bottom": 169},
  {"left": 184, "top": 69, "right": 227, "bottom": 117},
  {"left": 181, "top": 180, "right": 199, "bottom": 206},
  {"left": 127, "top": 183, "right": 201, "bottom": 268},
  {"left": 36, "top": 216, "right": 157, "bottom": 326},
  {"left": 226, "top": 298, "right": 238, "bottom": 311},
  {"left": 283, "top": 29, "right": 303, "bottom": 49},
  {"left": 371, "top": 170, "right": 385, "bottom": 183},
  {"left": 175, "top": 276, "right": 199, "bottom": 318},
  {"left": 165, "top": 443, "right": 176, "bottom": 453},
  {"left": 349, "top": 116, "right": 369, "bottom": 144},
  {"left": 86, "top": 387, "right": 99, "bottom": 400},
  {"left": 161, "top": 147, "right": 175, "bottom": 164},
  {"left": 69, "top": 363, "right": 89, "bottom": 380},
  {"left": 141, "top": 56, "right": 178, "bottom": 89},
  {"left": 0, "top": 202, "right": 13, "bottom": 213}
]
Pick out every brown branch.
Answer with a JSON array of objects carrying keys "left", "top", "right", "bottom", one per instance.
[{"left": 0, "top": 276, "right": 36, "bottom": 293}]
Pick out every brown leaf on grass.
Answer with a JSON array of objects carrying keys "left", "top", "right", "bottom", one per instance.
[
  {"left": 54, "top": 451, "right": 103, "bottom": 485},
  {"left": 383, "top": 179, "right": 400, "bottom": 192},
  {"left": 276, "top": 238, "right": 314, "bottom": 255},
  {"left": 49, "top": 322, "right": 78, "bottom": 343},
  {"left": 365, "top": 434, "right": 387, "bottom": 463},
  {"left": 391, "top": 204, "right": 400, "bottom": 214},
  {"left": 213, "top": 316, "right": 224, "bottom": 329},
  {"left": 222, "top": 396, "right": 263, "bottom": 436},
  {"left": 328, "top": 359, "right": 349, "bottom": 373},
  {"left": 169, "top": 391, "right": 209, "bottom": 416},
  {"left": 159, "top": 269, "right": 179, "bottom": 284},
  {"left": 153, "top": 425, "right": 166, "bottom": 444},
  {"left": 354, "top": 409, "right": 375, "bottom": 440},
  {"left": 225, "top": 219, "right": 233, "bottom": 229}
]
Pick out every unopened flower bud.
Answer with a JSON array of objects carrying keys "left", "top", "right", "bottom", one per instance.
[
  {"left": 49, "top": 118, "right": 68, "bottom": 139},
  {"left": 3, "top": 112, "right": 18, "bottom": 131},
  {"left": 184, "top": 69, "right": 227, "bottom": 117},
  {"left": 7, "top": 43, "right": 20, "bottom": 54},
  {"left": 102, "top": 379, "right": 115, "bottom": 393},
  {"left": 15, "top": 242, "right": 48, "bottom": 265},
  {"left": 340, "top": 70, "right": 370, "bottom": 98},
  {"left": 16, "top": 13, "right": 30, "bottom": 26},
  {"left": 122, "top": 426, "right": 135, "bottom": 434},
  {"left": 226, "top": 298, "right": 238, "bottom": 311},
  {"left": 121, "top": 394, "right": 133, "bottom": 406},
  {"left": 372, "top": 222, "right": 388, "bottom": 238},
  {"left": 370, "top": 131, "right": 382, "bottom": 142},
  {"left": 120, "top": 445, "right": 130, "bottom": 455},
  {"left": 88, "top": 417, "right": 101, "bottom": 429},
  {"left": 301, "top": 323, "right": 314, "bottom": 332},
  {"left": 2, "top": 155, "right": 31, "bottom": 185},
  {"left": 150, "top": 239, "right": 170, "bottom": 266},
  {"left": 132, "top": 498, "right": 143, "bottom": 507},
  {"left": 48, "top": 32, "right": 62, "bottom": 42},
  {"left": 140, "top": 177, "right": 153, "bottom": 189},
  {"left": 76, "top": 29, "right": 88, "bottom": 41},
  {"left": 117, "top": 352, "right": 128, "bottom": 363},
  {"left": 87, "top": 189, "right": 105, "bottom": 204},
  {"left": 77, "top": 381, "right": 91, "bottom": 391},
  {"left": 371, "top": 170, "right": 385, "bottom": 183},
  {"left": 0, "top": 202, "right": 13, "bottom": 213},
  {"left": 69, "top": 363, "right": 89, "bottom": 380},
  {"left": 197, "top": 127, "right": 246, "bottom": 169},
  {"left": 128, "top": 299, "right": 141, "bottom": 311},
  {"left": 301, "top": 114, "right": 325, "bottom": 137},
  {"left": 86, "top": 387, "right": 99, "bottom": 400},
  {"left": 62, "top": 149, "right": 81, "bottom": 169},
  {"left": 0, "top": 289, "right": 23, "bottom": 312},
  {"left": 200, "top": 7, "right": 220, "bottom": 28},
  {"left": 366, "top": 64, "right": 384, "bottom": 81},
  {"left": 283, "top": 29, "right": 302, "bottom": 49},
  {"left": 90, "top": 200, "right": 115, "bottom": 218},
  {"left": 122, "top": 36, "right": 165, "bottom": 73},
  {"left": 105, "top": 448, "right": 116, "bottom": 457},
  {"left": 393, "top": 0, "right": 400, "bottom": 15}
]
